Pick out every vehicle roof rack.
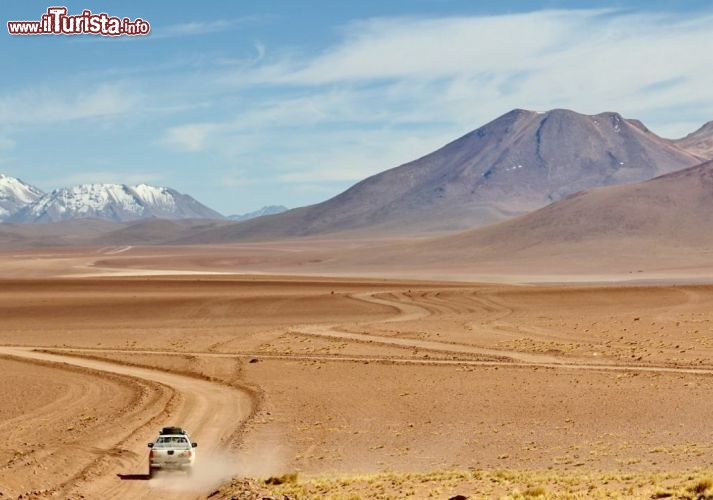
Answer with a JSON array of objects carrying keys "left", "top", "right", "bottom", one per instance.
[{"left": 160, "top": 426, "right": 187, "bottom": 435}]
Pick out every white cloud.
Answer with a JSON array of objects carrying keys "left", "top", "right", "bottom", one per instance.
[
  {"left": 272, "top": 129, "right": 457, "bottom": 184},
  {"left": 271, "top": 11, "right": 599, "bottom": 84},
  {"left": 0, "top": 84, "right": 142, "bottom": 126},
  {"left": 150, "top": 16, "right": 271, "bottom": 39},
  {"left": 160, "top": 19, "right": 234, "bottom": 37},
  {"left": 162, "top": 123, "right": 221, "bottom": 152},
  {"left": 164, "top": 116, "right": 458, "bottom": 186},
  {"left": 77, "top": 16, "right": 269, "bottom": 43},
  {"left": 160, "top": 86, "right": 451, "bottom": 153},
  {"left": 215, "top": 42, "right": 267, "bottom": 66},
  {"left": 230, "top": 9, "right": 713, "bottom": 136}
]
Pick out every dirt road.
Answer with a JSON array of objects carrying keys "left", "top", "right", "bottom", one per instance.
[
  {"left": 0, "top": 347, "right": 254, "bottom": 500},
  {"left": 4, "top": 277, "right": 713, "bottom": 495}
]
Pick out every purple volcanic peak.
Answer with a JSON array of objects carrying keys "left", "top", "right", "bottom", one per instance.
[{"left": 180, "top": 108, "right": 702, "bottom": 243}]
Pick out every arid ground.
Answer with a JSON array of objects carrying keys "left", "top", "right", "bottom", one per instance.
[{"left": 2, "top": 246, "right": 713, "bottom": 499}]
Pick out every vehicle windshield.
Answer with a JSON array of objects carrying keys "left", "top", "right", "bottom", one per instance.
[{"left": 154, "top": 436, "right": 191, "bottom": 449}]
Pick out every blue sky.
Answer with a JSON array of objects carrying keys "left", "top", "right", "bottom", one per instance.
[{"left": 2, "top": 1, "right": 713, "bottom": 215}]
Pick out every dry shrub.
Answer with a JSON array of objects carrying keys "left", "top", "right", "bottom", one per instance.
[
  {"left": 688, "top": 478, "right": 713, "bottom": 497},
  {"left": 265, "top": 472, "right": 299, "bottom": 486},
  {"left": 523, "top": 486, "right": 547, "bottom": 498}
]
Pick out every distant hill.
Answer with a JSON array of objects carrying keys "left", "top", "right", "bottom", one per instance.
[
  {"left": 183, "top": 108, "right": 701, "bottom": 243},
  {"left": 0, "top": 174, "right": 44, "bottom": 221},
  {"left": 89, "top": 218, "right": 232, "bottom": 246},
  {"left": 228, "top": 205, "right": 288, "bottom": 222},
  {"left": 351, "top": 159, "right": 713, "bottom": 275},
  {"left": 0, "top": 218, "right": 123, "bottom": 247},
  {"left": 0, "top": 217, "right": 235, "bottom": 248},
  {"left": 10, "top": 183, "right": 224, "bottom": 223},
  {"left": 673, "top": 121, "right": 713, "bottom": 160}
]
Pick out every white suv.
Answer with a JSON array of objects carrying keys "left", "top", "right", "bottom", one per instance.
[{"left": 148, "top": 427, "right": 197, "bottom": 477}]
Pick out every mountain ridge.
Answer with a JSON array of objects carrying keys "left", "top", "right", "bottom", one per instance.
[
  {"left": 175, "top": 108, "right": 702, "bottom": 243},
  {"left": 673, "top": 121, "right": 713, "bottom": 160},
  {"left": 9, "top": 182, "right": 224, "bottom": 223},
  {"left": 0, "top": 174, "right": 44, "bottom": 221},
  {"left": 340, "top": 158, "right": 713, "bottom": 275},
  {"left": 228, "top": 205, "right": 288, "bottom": 222}
]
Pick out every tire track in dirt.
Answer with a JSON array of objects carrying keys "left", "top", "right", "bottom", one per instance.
[
  {"left": 0, "top": 347, "right": 254, "bottom": 500},
  {"left": 25, "top": 287, "right": 713, "bottom": 375},
  {"left": 0, "top": 354, "right": 168, "bottom": 497},
  {"left": 291, "top": 290, "right": 713, "bottom": 371},
  {"left": 43, "top": 346, "right": 713, "bottom": 380},
  {"left": 297, "top": 291, "right": 567, "bottom": 364},
  {"left": 348, "top": 291, "right": 430, "bottom": 323}
]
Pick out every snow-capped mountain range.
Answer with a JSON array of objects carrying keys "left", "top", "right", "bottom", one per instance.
[
  {"left": 0, "top": 174, "right": 44, "bottom": 220},
  {"left": 0, "top": 175, "right": 225, "bottom": 223}
]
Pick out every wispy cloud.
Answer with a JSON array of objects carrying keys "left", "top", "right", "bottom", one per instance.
[
  {"left": 0, "top": 84, "right": 142, "bottom": 126},
  {"left": 224, "top": 9, "right": 713, "bottom": 136},
  {"left": 162, "top": 123, "right": 221, "bottom": 152},
  {"left": 74, "top": 15, "right": 269, "bottom": 45},
  {"left": 151, "top": 15, "right": 269, "bottom": 39},
  {"left": 215, "top": 42, "right": 267, "bottom": 66},
  {"left": 164, "top": 115, "right": 456, "bottom": 187},
  {"left": 269, "top": 10, "right": 601, "bottom": 84},
  {"left": 162, "top": 19, "right": 233, "bottom": 37}
]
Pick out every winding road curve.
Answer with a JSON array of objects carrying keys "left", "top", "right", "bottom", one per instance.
[{"left": 0, "top": 347, "right": 254, "bottom": 500}]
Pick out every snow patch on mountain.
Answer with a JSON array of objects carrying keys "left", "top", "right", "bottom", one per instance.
[
  {"left": 131, "top": 184, "right": 178, "bottom": 209},
  {"left": 0, "top": 174, "right": 44, "bottom": 220},
  {"left": 9, "top": 182, "right": 224, "bottom": 223},
  {"left": 30, "top": 184, "right": 144, "bottom": 217}
]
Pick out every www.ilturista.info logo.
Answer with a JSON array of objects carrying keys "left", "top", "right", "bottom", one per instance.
[{"left": 7, "top": 7, "right": 150, "bottom": 36}]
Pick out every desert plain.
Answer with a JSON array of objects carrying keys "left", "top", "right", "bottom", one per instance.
[{"left": 2, "top": 244, "right": 713, "bottom": 499}]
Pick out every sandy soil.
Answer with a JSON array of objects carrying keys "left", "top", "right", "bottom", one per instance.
[
  {"left": 3, "top": 270, "right": 713, "bottom": 498},
  {"left": 7, "top": 242, "right": 713, "bottom": 283},
  {"left": 0, "top": 347, "right": 252, "bottom": 500},
  {"left": 0, "top": 355, "right": 161, "bottom": 497}
]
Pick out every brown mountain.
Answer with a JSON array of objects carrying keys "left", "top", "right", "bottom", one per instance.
[
  {"left": 673, "top": 121, "right": 713, "bottom": 160},
  {"left": 0, "top": 219, "right": 121, "bottom": 248},
  {"left": 89, "top": 218, "right": 232, "bottom": 246},
  {"left": 0, "top": 218, "right": 231, "bottom": 249},
  {"left": 350, "top": 159, "right": 713, "bottom": 275},
  {"left": 182, "top": 108, "right": 701, "bottom": 243}
]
